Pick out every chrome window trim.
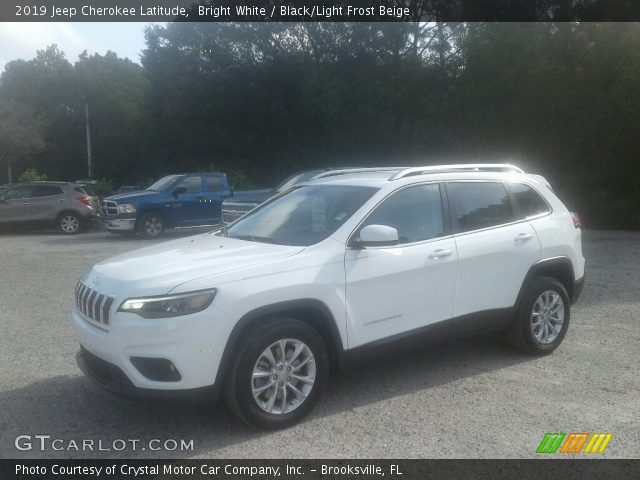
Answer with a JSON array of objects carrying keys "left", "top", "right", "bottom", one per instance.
[{"left": 346, "top": 180, "right": 449, "bottom": 250}]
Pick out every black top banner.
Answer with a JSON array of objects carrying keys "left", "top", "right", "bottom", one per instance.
[{"left": 4, "top": 0, "right": 640, "bottom": 22}]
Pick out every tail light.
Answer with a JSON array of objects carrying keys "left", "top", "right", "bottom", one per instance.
[
  {"left": 77, "top": 195, "right": 91, "bottom": 206},
  {"left": 571, "top": 212, "right": 581, "bottom": 229}
]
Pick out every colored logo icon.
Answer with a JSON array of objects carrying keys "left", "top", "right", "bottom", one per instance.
[{"left": 537, "top": 432, "right": 613, "bottom": 454}]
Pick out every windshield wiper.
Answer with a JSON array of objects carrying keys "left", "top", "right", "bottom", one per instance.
[{"left": 228, "top": 234, "right": 279, "bottom": 244}]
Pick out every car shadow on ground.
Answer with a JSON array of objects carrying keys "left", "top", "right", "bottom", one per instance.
[{"left": 0, "top": 334, "right": 536, "bottom": 459}]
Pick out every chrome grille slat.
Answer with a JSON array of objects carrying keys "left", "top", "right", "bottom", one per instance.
[
  {"left": 81, "top": 285, "right": 91, "bottom": 315},
  {"left": 74, "top": 281, "right": 115, "bottom": 327},
  {"left": 102, "top": 297, "right": 114, "bottom": 325}
]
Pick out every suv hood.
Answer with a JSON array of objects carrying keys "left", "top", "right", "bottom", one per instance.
[{"left": 86, "top": 233, "right": 304, "bottom": 296}]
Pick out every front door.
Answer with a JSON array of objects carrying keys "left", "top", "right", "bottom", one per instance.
[
  {"left": 345, "top": 183, "right": 458, "bottom": 348},
  {"left": 0, "top": 186, "right": 34, "bottom": 224},
  {"left": 169, "top": 175, "right": 209, "bottom": 226}
]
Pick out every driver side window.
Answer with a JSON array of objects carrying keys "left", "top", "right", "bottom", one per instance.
[
  {"left": 4, "top": 186, "right": 33, "bottom": 200},
  {"left": 360, "top": 184, "right": 445, "bottom": 245}
]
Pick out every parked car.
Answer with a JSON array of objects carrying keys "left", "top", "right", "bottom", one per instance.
[
  {"left": 101, "top": 173, "right": 232, "bottom": 238},
  {"left": 0, "top": 181, "right": 98, "bottom": 234},
  {"left": 221, "top": 168, "right": 398, "bottom": 224},
  {"left": 73, "top": 164, "right": 584, "bottom": 429}
]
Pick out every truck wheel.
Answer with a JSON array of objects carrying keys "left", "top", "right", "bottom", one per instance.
[
  {"left": 508, "top": 276, "right": 570, "bottom": 355},
  {"left": 59, "top": 212, "right": 83, "bottom": 235},
  {"left": 225, "top": 318, "right": 329, "bottom": 429},
  {"left": 138, "top": 212, "right": 165, "bottom": 239}
]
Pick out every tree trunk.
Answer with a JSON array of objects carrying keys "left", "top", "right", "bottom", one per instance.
[{"left": 7, "top": 160, "right": 12, "bottom": 184}]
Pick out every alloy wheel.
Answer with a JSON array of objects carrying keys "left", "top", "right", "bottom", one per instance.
[
  {"left": 144, "top": 217, "right": 163, "bottom": 236},
  {"left": 61, "top": 215, "right": 80, "bottom": 233},
  {"left": 251, "top": 338, "right": 316, "bottom": 415},
  {"left": 531, "top": 290, "right": 565, "bottom": 345}
]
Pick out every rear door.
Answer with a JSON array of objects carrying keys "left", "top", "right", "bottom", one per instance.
[
  {"left": 0, "top": 186, "right": 34, "bottom": 223},
  {"left": 345, "top": 183, "right": 458, "bottom": 347},
  {"left": 448, "top": 181, "right": 542, "bottom": 328},
  {"left": 30, "top": 185, "right": 66, "bottom": 221},
  {"left": 202, "top": 174, "right": 232, "bottom": 224}
]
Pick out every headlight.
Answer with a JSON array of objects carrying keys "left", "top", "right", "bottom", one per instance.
[
  {"left": 117, "top": 203, "right": 136, "bottom": 214},
  {"left": 118, "top": 289, "right": 217, "bottom": 319}
]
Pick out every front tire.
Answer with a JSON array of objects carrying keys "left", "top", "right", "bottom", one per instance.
[
  {"left": 224, "top": 318, "right": 329, "bottom": 429},
  {"left": 508, "top": 276, "right": 570, "bottom": 355},
  {"left": 137, "top": 212, "right": 165, "bottom": 239}
]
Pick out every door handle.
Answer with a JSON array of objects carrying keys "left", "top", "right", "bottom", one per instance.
[
  {"left": 22, "top": 202, "right": 30, "bottom": 205},
  {"left": 515, "top": 233, "right": 534, "bottom": 242},
  {"left": 428, "top": 249, "right": 453, "bottom": 259}
]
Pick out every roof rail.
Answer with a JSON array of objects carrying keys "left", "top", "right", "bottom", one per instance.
[
  {"left": 389, "top": 163, "right": 524, "bottom": 180},
  {"left": 315, "top": 167, "right": 406, "bottom": 179}
]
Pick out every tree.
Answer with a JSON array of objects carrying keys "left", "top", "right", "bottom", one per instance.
[{"left": 0, "top": 100, "right": 46, "bottom": 183}]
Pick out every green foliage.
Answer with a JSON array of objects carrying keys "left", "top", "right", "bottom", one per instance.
[
  {"left": 2, "top": 25, "right": 640, "bottom": 228},
  {"left": 0, "top": 100, "right": 46, "bottom": 182},
  {"left": 226, "top": 169, "right": 253, "bottom": 190},
  {"left": 18, "top": 167, "right": 47, "bottom": 182},
  {"left": 199, "top": 163, "right": 253, "bottom": 189},
  {"left": 93, "top": 179, "right": 113, "bottom": 198}
]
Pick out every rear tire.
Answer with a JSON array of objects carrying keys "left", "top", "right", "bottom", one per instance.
[
  {"left": 508, "top": 276, "right": 570, "bottom": 355},
  {"left": 137, "top": 212, "right": 165, "bottom": 239},
  {"left": 224, "top": 318, "right": 329, "bottom": 429},
  {"left": 58, "top": 212, "right": 83, "bottom": 235}
]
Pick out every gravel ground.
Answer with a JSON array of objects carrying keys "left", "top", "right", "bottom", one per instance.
[{"left": 0, "top": 228, "right": 638, "bottom": 459}]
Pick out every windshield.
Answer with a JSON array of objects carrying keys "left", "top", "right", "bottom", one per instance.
[
  {"left": 274, "top": 170, "right": 323, "bottom": 193},
  {"left": 226, "top": 185, "right": 378, "bottom": 246},
  {"left": 148, "top": 175, "right": 181, "bottom": 192}
]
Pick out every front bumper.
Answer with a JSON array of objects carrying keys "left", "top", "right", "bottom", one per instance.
[
  {"left": 76, "top": 346, "right": 220, "bottom": 401},
  {"left": 222, "top": 202, "right": 258, "bottom": 224},
  {"left": 71, "top": 304, "right": 232, "bottom": 394},
  {"left": 101, "top": 217, "right": 136, "bottom": 232}
]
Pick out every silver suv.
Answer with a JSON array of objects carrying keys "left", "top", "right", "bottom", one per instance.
[{"left": 0, "top": 182, "right": 98, "bottom": 234}]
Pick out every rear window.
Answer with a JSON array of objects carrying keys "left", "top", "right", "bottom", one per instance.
[
  {"left": 507, "top": 183, "right": 550, "bottom": 218},
  {"left": 449, "top": 182, "right": 513, "bottom": 233},
  {"left": 32, "top": 186, "right": 64, "bottom": 197},
  {"left": 180, "top": 176, "right": 203, "bottom": 193},
  {"left": 206, "top": 176, "right": 226, "bottom": 192}
]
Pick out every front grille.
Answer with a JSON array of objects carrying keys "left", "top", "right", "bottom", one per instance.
[
  {"left": 75, "top": 281, "right": 115, "bottom": 327},
  {"left": 222, "top": 202, "right": 258, "bottom": 224},
  {"left": 102, "top": 200, "right": 118, "bottom": 216}
]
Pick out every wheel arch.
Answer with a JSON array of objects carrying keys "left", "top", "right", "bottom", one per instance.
[
  {"left": 516, "top": 256, "right": 576, "bottom": 307},
  {"left": 135, "top": 209, "right": 168, "bottom": 231},
  {"left": 56, "top": 209, "right": 84, "bottom": 221},
  {"left": 215, "top": 299, "right": 347, "bottom": 387}
]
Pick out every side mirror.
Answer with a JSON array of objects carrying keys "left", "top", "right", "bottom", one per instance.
[
  {"left": 353, "top": 224, "right": 399, "bottom": 248},
  {"left": 173, "top": 186, "right": 187, "bottom": 197}
]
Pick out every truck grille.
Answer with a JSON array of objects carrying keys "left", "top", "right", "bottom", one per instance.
[
  {"left": 102, "top": 200, "right": 118, "bottom": 216},
  {"left": 222, "top": 202, "right": 258, "bottom": 224},
  {"left": 75, "top": 281, "right": 115, "bottom": 327}
]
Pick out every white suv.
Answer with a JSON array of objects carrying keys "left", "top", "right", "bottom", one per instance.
[{"left": 72, "top": 164, "right": 585, "bottom": 429}]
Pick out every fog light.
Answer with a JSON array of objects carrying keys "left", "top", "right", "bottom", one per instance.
[{"left": 130, "top": 357, "right": 181, "bottom": 382}]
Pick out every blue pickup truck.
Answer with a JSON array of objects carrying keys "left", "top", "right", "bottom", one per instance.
[{"left": 101, "top": 173, "right": 232, "bottom": 238}]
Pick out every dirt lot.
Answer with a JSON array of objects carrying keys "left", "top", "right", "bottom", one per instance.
[{"left": 0, "top": 228, "right": 638, "bottom": 458}]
